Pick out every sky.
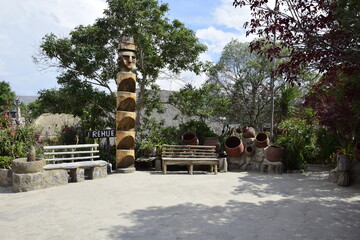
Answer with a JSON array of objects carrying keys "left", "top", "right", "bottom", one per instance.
[{"left": 0, "top": 0, "right": 256, "bottom": 96}]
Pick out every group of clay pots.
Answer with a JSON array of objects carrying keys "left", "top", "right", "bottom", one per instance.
[
  {"left": 224, "top": 126, "right": 284, "bottom": 162},
  {"left": 181, "top": 127, "right": 284, "bottom": 163}
]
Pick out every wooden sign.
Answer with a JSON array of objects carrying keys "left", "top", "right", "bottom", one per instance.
[{"left": 89, "top": 129, "right": 115, "bottom": 138}]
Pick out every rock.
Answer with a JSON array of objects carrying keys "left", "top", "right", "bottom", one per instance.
[
  {"left": 11, "top": 158, "right": 46, "bottom": 174},
  {"left": 12, "top": 170, "right": 69, "bottom": 192},
  {"left": 12, "top": 172, "right": 47, "bottom": 192},
  {"left": 329, "top": 169, "right": 338, "bottom": 183},
  {"left": 252, "top": 147, "right": 266, "bottom": 163},
  {"left": 350, "top": 160, "right": 360, "bottom": 185},
  {"left": 27, "top": 146, "right": 36, "bottom": 162},
  {"left": 243, "top": 138, "right": 255, "bottom": 145},
  {"left": 337, "top": 154, "right": 350, "bottom": 171},
  {"left": 218, "top": 158, "right": 228, "bottom": 172},
  {"left": 90, "top": 166, "right": 108, "bottom": 179},
  {"left": 337, "top": 171, "right": 350, "bottom": 186},
  {"left": 46, "top": 169, "right": 69, "bottom": 186},
  {"left": 0, "top": 169, "right": 12, "bottom": 187}
]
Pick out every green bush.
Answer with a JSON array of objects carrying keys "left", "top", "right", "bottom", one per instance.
[
  {"left": 275, "top": 117, "right": 318, "bottom": 170},
  {"left": 0, "top": 156, "right": 13, "bottom": 169},
  {"left": 316, "top": 127, "right": 340, "bottom": 164},
  {"left": 178, "top": 120, "right": 217, "bottom": 144},
  {"left": 0, "top": 114, "right": 41, "bottom": 159}
]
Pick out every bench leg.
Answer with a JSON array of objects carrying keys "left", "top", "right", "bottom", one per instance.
[
  {"left": 189, "top": 165, "right": 193, "bottom": 175},
  {"left": 214, "top": 164, "right": 218, "bottom": 174},
  {"left": 163, "top": 163, "right": 167, "bottom": 175},
  {"left": 69, "top": 168, "right": 84, "bottom": 182},
  {"left": 88, "top": 167, "right": 95, "bottom": 180}
]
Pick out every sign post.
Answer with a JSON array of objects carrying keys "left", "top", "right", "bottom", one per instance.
[{"left": 89, "top": 129, "right": 115, "bottom": 165}]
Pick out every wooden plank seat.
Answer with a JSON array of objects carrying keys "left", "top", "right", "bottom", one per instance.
[
  {"left": 43, "top": 144, "right": 108, "bottom": 182},
  {"left": 161, "top": 145, "right": 219, "bottom": 175}
]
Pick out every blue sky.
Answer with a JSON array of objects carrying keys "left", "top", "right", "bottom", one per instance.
[{"left": 0, "top": 0, "right": 254, "bottom": 96}]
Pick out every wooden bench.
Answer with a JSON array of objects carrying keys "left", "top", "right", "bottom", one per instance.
[
  {"left": 161, "top": 145, "right": 219, "bottom": 175},
  {"left": 43, "top": 144, "right": 108, "bottom": 182}
]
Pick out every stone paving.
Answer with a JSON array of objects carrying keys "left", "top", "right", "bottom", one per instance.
[{"left": 0, "top": 170, "right": 359, "bottom": 240}]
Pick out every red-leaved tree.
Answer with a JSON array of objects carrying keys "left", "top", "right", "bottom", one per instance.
[
  {"left": 234, "top": 0, "right": 360, "bottom": 144},
  {"left": 233, "top": 0, "right": 360, "bottom": 83},
  {"left": 304, "top": 71, "right": 360, "bottom": 144}
]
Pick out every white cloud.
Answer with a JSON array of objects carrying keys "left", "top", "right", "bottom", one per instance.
[
  {"left": 196, "top": 26, "right": 255, "bottom": 55},
  {"left": 33, "top": 0, "right": 107, "bottom": 29},
  {"left": 0, "top": 0, "right": 107, "bottom": 95},
  {"left": 213, "top": 0, "right": 252, "bottom": 31},
  {"left": 156, "top": 70, "right": 207, "bottom": 92},
  {"left": 0, "top": 0, "right": 107, "bottom": 29}
]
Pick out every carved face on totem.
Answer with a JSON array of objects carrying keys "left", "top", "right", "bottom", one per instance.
[{"left": 118, "top": 50, "right": 136, "bottom": 71}]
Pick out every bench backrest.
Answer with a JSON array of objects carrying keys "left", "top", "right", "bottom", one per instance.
[
  {"left": 43, "top": 144, "right": 100, "bottom": 163},
  {"left": 161, "top": 145, "right": 217, "bottom": 158}
]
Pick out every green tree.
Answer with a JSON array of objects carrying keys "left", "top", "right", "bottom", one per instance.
[
  {"left": 275, "top": 84, "right": 301, "bottom": 126},
  {"left": 169, "top": 83, "right": 230, "bottom": 123},
  {"left": 31, "top": 80, "right": 114, "bottom": 132},
  {"left": 207, "top": 40, "right": 275, "bottom": 129},
  {"left": 0, "top": 81, "right": 16, "bottom": 112},
  {"left": 33, "top": 0, "right": 206, "bottom": 128}
]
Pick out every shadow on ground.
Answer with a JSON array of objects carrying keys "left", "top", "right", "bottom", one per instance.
[{"left": 108, "top": 172, "right": 360, "bottom": 240}]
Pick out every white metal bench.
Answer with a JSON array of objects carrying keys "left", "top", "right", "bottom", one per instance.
[
  {"left": 43, "top": 144, "right": 108, "bottom": 182},
  {"left": 161, "top": 145, "right": 219, "bottom": 175}
]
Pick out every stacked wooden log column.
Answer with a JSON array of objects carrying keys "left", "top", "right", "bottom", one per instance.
[{"left": 116, "top": 35, "right": 137, "bottom": 173}]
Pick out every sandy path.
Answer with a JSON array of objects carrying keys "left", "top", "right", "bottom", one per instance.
[{"left": 0, "top": 170, "right": 359, "bottom": 240}]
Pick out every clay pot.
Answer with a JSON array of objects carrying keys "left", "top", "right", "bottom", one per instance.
[
  {"left": 11, "top": 158, "right": 46, "bottom": 174},
  {"left": 266, "top": 145, "right": 284, "bottom": 162},
  {"left": 354, "top": 141, "right": 360, "bottom": 161},
  {"left": 203, "top": 137, "right": 220, "bottom": 152},
  {"left": 255, "top": 132, "right": 269, "bottom": 148},
  {"left": 182, "top": 132, "right": 199, "bottom": 145},
  {"left": 144, "top": 147, "right": 157, "bottom": 157},
  {"left": 242, "top": 126, "right": 256, "bottom": 138},
  {"left": 224, "top": 136, "right": 244, "bottom": 157},
  {"left": 245, "top": 145, "right": 255, "bottom": 156}
]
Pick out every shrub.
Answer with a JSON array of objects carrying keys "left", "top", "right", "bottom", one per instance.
[
  {"left": 0, "top": 114, "right": 41, "bottom": 159},
  {"left": 0, "top": 156, "right": 13, "bottom": 169},
  {"left": 316, "top": 127, "right": 340, "bottom": 164},
  {"left": 275, "top": 117, "right": 318, "bottom": 170}
]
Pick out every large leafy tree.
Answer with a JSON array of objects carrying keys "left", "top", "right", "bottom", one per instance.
[
  {"left": 207, "top": 40, "right": 275, "bottom": 129},
  {"left": 233, "top": 0, "right": 360, "bottom": 145},
  {"left": 34, "top": 0, "right": 206, "bottom": 128},
  {"left": 233, "top": 0, "right": 360, "bottom": 83},
  {"left": 169, "top": 83, "right": 230, "bottom": 123}
]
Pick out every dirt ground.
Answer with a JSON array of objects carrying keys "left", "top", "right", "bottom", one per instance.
[{"left": 1, "top": 169, "right": 359, "bottom": 240}]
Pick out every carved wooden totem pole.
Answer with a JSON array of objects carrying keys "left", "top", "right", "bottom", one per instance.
[{"left": 116, "top": 35, "right": 137, "bottom": 173}]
